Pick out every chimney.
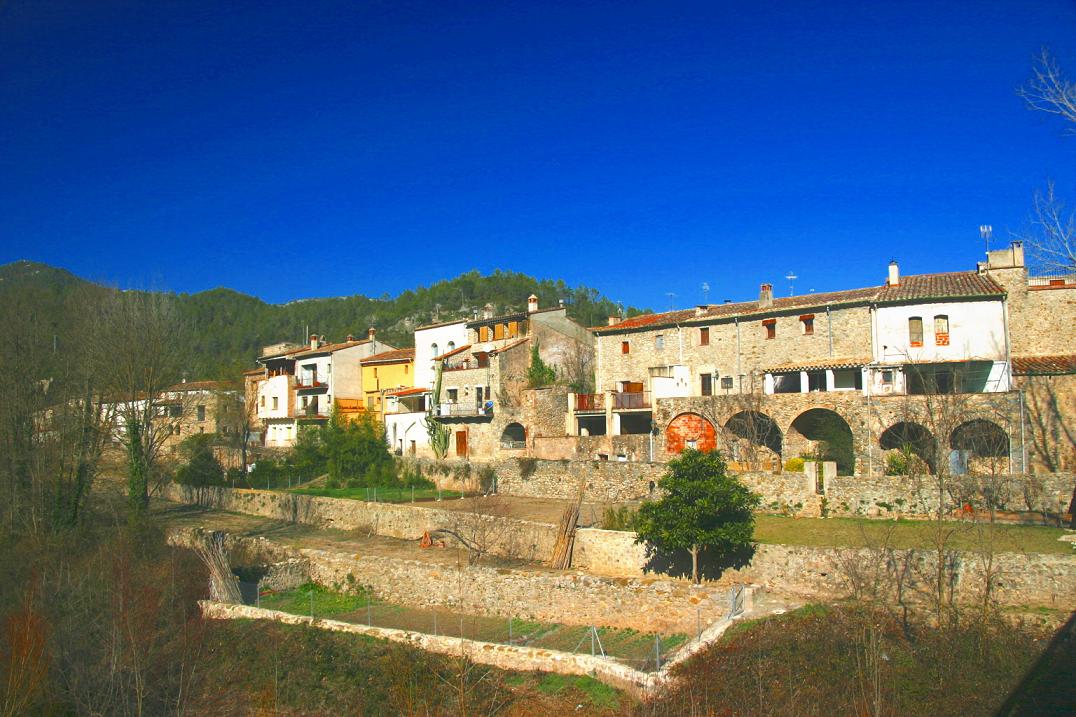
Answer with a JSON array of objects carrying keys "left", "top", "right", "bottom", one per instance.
[
  {"left": 367, "top": 327, "right": 377, "bottom": 341},
  {"left": 483, "top": 303, "right": 494, "bottom": 320},
  {"left": 607, "top": 316, "right": 621, "bottom": 326},
  {"left": 310, "top": 333, "right": 319, "bottom": 350},
  {"left": 887, "top": 261, "right": 900, "bottom": 286},
  {"left": 346, "top": 334, "right": 354, "bottom": 342},
  {"left": 758, "top": 283, "right": 773, "bottom": 308},
  {"left": 527, "top": 294, "right": 539, "bottom": 313},
  {"left": 695, "top": 305, "right": 709, "bottom": 317}
]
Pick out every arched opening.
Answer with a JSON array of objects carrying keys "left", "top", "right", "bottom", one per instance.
[
  {"left": 500, "top": 422, "right": 526, "bottom": 450},
  {"left": 879, "top": 422, "right": 937, "bottom": 474},
  {"left": 666, "top": 413, "right": 717, "bottom": 454},
  {"left": 788, "top": 409, "right": 855, "bottom": 475},
  {"left": 950, "top": 420, "right": 1009, "bottom": 474},
  {"left": 723, "top": 411, "right": 782, "bottom": 470}
]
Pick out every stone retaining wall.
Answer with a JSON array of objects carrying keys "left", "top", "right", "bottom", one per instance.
[
  {"left": 164, "top": 485, "right": 1075, "bottom": 610},
  {"left": 199, "top": 601, "right": 653, "bottom": 696}
]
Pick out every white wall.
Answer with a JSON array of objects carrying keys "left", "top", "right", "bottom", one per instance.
[
  {"left": 257, "top": 375, "right": 292, "bottom": 419},
  {"left": 414, "top": 322, "right": 468, "bottom": 391},
  {"left": 384, "top": 411, "right": 429, "bottom": 454},
  {"left": 874, "top": 300, "right": 1007, "bottom": 365}
]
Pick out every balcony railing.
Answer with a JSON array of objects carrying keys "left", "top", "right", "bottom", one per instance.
[
  {"left": 443, "top": 358, "right": 489, "bottom": 372},
  {"left": 574, "top": 393, "right": 604, "bottom": 412},
  {"left": 295, "top": 376, "right": 327, "bottom": 389},
  {"left": 613, "top": 391, "right": 650, "bottom": 410},
  {"left": 437, "top": 402, "right": 493, "bottom": 417},
  {"left": 500, "top": 440, "right": 526, "bottom": 450}
]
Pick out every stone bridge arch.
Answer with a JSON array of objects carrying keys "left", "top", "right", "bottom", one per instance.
[
  {"left": 879, "top": 421, "right": 938, "bottom": 474},
  {"left": 723, "top": 410, "right": 782, "bottom": 470},
  {"left": 786, "top": 408, "right": 856, "bottom": 475}
]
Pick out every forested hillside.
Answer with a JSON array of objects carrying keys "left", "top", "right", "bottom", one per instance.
[{"left": 0, "top": 260, "right": 644, "bottom": 379}]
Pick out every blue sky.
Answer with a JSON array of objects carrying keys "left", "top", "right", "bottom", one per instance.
[{"left": 2, "top": 0, "right": 1075, "bottom": 309}]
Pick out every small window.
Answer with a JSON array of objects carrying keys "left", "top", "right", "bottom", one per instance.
[
  {"left": 302, "top": 396, "right": 308, "bottom": 408},
  {"left": 447, "top": 389, "right": 458, "bottom": 402},
  {"left": 197, "top": 405, "right": 206, "bottom": 421},
  {"left": 479, "top": 326, "right": 491, "bottom": 342},
  {"left": 621, "top": 341, "right": 630, "bottom": 354},
  {"left": 909, "top": 317, "right": 924, "bottom": 347},
  {"left": 881, "top": 370, "right": 894, "bottom": 385},
  {"left": 404, "top": 364, "right": 408, "bottom": 374},
  {"left": 800, "top": 314, "right": 814, "bottom": 335},
  {"left": 431, "top": 342, "right": 439, "bottom": 357},
  {"left": 655, "top": 334, "right": 665, "bottom": 350},
  {"left": 700, "top": 374, "right": 713, "bottom": 396},
  {"left": 494, "top": 323, "right": 506, "bottom": 340},
  {"left": 763, "top": 319, "right": 776, "bottom": 340},
  {"left": 446, "top": 341, "right": 455, "bottom": 353},
  {"left": 260, "top": 396, "right": 265, "bottom": 407},
  {"left": 720, "top": 376, "right": 734, "bottom": 390},
  {"left": 272, "top": 396, "right": 279, "bottom": 410},
  {"left": 934, "top": 315, "right": 949, "bottom": 346},
  {"left": 699, "top": 327, "right": 709, "bottom": 346}
]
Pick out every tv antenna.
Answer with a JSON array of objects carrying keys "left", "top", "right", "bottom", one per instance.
[
  {"left": 665, "top": 292, "right": 677, "bottom": 310},
  {"left": 785, "top": 271, "right": 798, "bottom": 296},
  {"left": 701, "top": 282, "right": 710, "bottom": 304},
  {"left": 980, "top": 225, "right": 993, "bottom": 256}
]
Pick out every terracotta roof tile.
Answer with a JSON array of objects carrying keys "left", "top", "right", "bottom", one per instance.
[
  {"left": 765, "top": 357, "right": 872, "bottom": 373},
  {"left": 385, "top": 386, "right": 429, "bottom": 397},
  {"left": 433, "top": 344, "right": 472, "bottom": 360},
  {"left": 596, "top": 271, "right": 1004, "bottom": 334},
  {"left": 1012, "top": 355, "right": 1076, "bottom": 375},
  {"left": 361, "top": 348, "right": 416, "bottom": 364}
]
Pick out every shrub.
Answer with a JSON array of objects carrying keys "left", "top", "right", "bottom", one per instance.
[
  {"left": 783, "top": 456, "right": 805, "bottom": 472},
  {"left": 600, "top": 506, "right": 637, "bottom": 531},
  {"left": 175, "top": 435, "right": 225, "bottom": 487}
]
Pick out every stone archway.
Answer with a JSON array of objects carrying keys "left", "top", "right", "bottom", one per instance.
[
  {"left": 788, "top": 408, "right": 855, "bottom": 475},
  {"left": 723, "top": 410, "right": 782, "bottom": 470},
  {"left": 500, "top": 422, "right": 526, "bottom": 450},
  {"left": 879, "top": 421, "right": 937, "bottom": 474},
  {"left": 666, "top": 413, "right": 717, "bottom": 454},
  {"left": 950, "top": 419, "right": 1009, "bottom": 474}
]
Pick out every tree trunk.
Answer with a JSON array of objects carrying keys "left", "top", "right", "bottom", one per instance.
[{"left": 690, "top": 544, "right": 700, "bottom": 584}]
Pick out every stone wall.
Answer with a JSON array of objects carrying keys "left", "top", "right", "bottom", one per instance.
[
  {"left": 199, "top": 601, "right": 652, "bottom": 696},
  {"left": 163, "top": 485, "right": 1075, "bottom": 609},
  {"left": 492, "top": 457, "right": 665, "bottom": 502}
]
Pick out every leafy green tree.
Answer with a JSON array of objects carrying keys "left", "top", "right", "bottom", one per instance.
[
  {"left": 175, "top": 435, "right": 225, "bottom": 487},
  {"left": 289, "top": 424, "right": 327, "bottom": 481},
  {"left": 321, "top": 411, "right": 395, "bottom": 487},
  {"left": 526, "top": 342, "right": 557, "bottom": 388},
  {"left": 634, "top": 450, "right": 760, "bottom": 584}
]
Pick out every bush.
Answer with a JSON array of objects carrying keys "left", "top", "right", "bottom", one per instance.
[
  {"left": 600, "top": 505, "right": 637, "bottom": 531},
  {"left": 783, "top": 456, "right": 806, "bottom": 472},
  {"left": 174, "top": 435, "right": 225, "bottom": 487},
  {"left": 322, "top": 412, "right": 397, "bottom": 487}
]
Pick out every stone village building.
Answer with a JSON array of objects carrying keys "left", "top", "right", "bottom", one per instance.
[{"left": 523, "top": 241, "right": 1076, "bottom": 477}]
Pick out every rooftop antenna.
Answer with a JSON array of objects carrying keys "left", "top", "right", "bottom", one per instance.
[
  {"left": 665, "top": 292, "right": 678, "bottom": 311},
  {"left": 701, "top": 282, "right": 710, "bottom": 304},
  {"left": 980, "top": 224, "right": 993, "bottom": 256},
  {"left": 785, "top": 271, "right": 798, "bottom": 296}
]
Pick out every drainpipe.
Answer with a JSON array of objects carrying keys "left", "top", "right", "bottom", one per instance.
[
  {"left": 735, "top": 317, "right": 742, "bottom": 393},
  {"left": 826, "top": 305, "right": 833, "bottom": 356},
  {"left": 1018, "top": 389, "right": 1027, "bottom": 474}
]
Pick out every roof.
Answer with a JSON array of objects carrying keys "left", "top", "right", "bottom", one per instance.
[
  {"left": 1012, "top": 355, "right": 1076, "bottom": 376},
  {"left": 242, "top": 368, "right": 263, "bottom": 376},
  {"left": 765, "top": 357, "right": 872, "bottom": 373},
  {"left": 164, "top": 380, "right": 227, "bottom": 392},
  {"left": 361, "top": 347, "right": 415, "bottom": 365},
  {"left": 492, "top": 336, "right": 530, "bottom": 353},
  {"left": 595, "top": 271, "right": 1005, "bottom": 335},
  {"left": 466, "top": 305, "right": 566, "bottom": 328},
  {"left": 385, "top": 386, "right": 429, "bottom": 397},
  {"left": 433, "top": 343, "right": 472, "bottom": 360},
  {"left": 415, "top": 318, "right": 469, "bottom": 331},
  {"left": 291, "top": 337, "right": 377, "bottom": 358}
]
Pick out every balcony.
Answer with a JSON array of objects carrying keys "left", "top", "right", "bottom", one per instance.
[
  {"left": 443, "top": 357, "right": 489, "bottom": 372},
  {"left": 574, "top": 393, "right": 605, "bottom": 413},
  {"left": 436, "top": 402, "right": 493, "bottom": 418},
  {"left": 295, "top": 376, "right": 327, "bottom": 390},
  {"left": 613, "top": 391, "right": 650, "bottom": 410},
  {"left": 297, "top": 404, "right": 329, "bottom": 420}
]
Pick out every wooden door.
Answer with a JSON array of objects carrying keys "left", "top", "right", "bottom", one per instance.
[{"left": 455, "top": 430, "right": 468, "bottom": 458}]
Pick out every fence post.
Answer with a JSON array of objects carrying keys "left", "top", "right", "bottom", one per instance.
[
  {"left": 367, "top": 602, "right": 372, "bottom": 627},
  {"left": 590, "top": 627, "right": 596, "bottom": 656},
  {"left": 508, "top": 617, "right": 513, "bottom": 643},
  {"left": 654, "top": 635, "right": 662, "bottom": 671},
  {"left": 256, "top": 580, "right": 261, "bottom": 609},
  {"left": 411, "top": 486, "right": 415, "bottom": 503}
]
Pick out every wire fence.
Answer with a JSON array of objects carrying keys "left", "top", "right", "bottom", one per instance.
[{"left": 240, "top": 582, "right": 747, "bottom": 673}]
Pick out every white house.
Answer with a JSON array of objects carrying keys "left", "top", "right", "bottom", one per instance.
[{"left": 414, "top": 320, "right": 469, "bottom": 391}]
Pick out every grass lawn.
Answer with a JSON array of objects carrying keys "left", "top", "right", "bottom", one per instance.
[
  {"left": 288, "top": 485, "right": 467, "bottom": 502},
  {"left": 755, "top": 514, "right": 1072, "bottom": 554}
]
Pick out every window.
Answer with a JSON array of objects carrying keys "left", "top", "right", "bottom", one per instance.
[
  {"left": 699, "top": 327, "right": 709, "bottom": 346},
  {"left": 763, "top": 319, "right": 776, "bottom": 340},
  {"left": 404, "top": 364, "right": 408, "bottom": 374},
  {"left": 169, "top": 404, "right": 183, "bottom": 417},
  {"left": 655, "top": 334, "right": 665, "bottom": 350},
  {"left": 494, "top": 323, "right": 506, "bottom": 340},
  {"left": 446, "top": 341, "right": 455, "bottom": 353},
  {"left": 431, "top": 342, "right": 439, "bottom": 357},
  {"left": 881, "top": 369, "right": 894, "bottom": 385},
  {"left": 507, "top": 321, "right": 519, "bottom": 338},
  {"left": 700, "top": 373, "right": 713, "bottom": 396},
  {"left": 479, "top": 326, "right": 491, "bottom": 342},
  {"left": 800, "top": 314, "right": 814, "bottom": 335},
  {"left": 447, "top": 389, "right": 458, "bottom": 402},
  {"left": 302, "top": 396, "right": 308, "bottom": 408},
  {"left": 908, "top": 317, "right": 923, "bottom": 347},
  {"left": 934, "top": 315, "right": 949, "bottom": 346},
  {"left": 621, "top": 341, "right": 630, "bottom": 354},
  {"left": 720, "top": 376, "right": 735, "bottom": 390},
  {"left": 197, "top": 405, "right": 206, "bottom": 421},
  {"left": 272, "top": 396, "right": 279, "bottom": 410},
  {"left": 260, "top": 396, "right": 265, "bottom": 407}
]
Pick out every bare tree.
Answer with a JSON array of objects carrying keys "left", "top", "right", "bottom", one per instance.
[
  {"left": 93, "top": 291, "right": 183, "bottom": 516},
  {"left": 1019, "top": 51, "right": 1076, "bottom": 274},
  {"left": 701, "top": 386, "right": 782, "bottom": 472}
]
